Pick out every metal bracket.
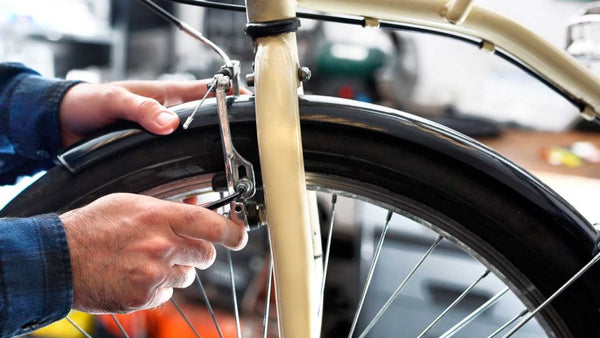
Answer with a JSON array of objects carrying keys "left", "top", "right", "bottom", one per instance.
[{"left": 213, "top": 72, "right": 259, "bottom": 230}]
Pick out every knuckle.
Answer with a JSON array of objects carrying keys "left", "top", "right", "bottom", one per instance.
[
  {"left": 101, "top": 86, "right": 127, "bottom": 101},
  {"left": 198, "top": 243, "right": 217, "bottom": 269},
  {"left": 132, "top": 265, "right": 165, "bottom": 288},
  {"left": 147, "top": 237, "right": 174, "bottom": 259},
  {"left": 137, "top": 97, "right": 161, "bottom": 114},
  {"left": 208, "top": 218, "right": 228, "bottom": 242},
  {"left": 231, "top": 228, "right": 248, "bottom": 251},
  {"left": 128, "top": 291, "right": 155, "bottom": 309}
]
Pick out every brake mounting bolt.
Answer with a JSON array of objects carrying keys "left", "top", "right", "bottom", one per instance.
[{"left": 298, "top": 66, "right": 311, "bottom": 82}]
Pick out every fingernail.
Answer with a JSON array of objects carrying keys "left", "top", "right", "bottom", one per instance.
[{"left": 156, "top": 111, "right": 178, "bottom": 126}]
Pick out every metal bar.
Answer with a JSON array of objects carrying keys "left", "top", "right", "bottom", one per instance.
[
  {"left": 171, "top": 298, "right": 202, "bottom": 338},
  {"left": 196, "top": 273, "right": 224, "bottom": 338},
  {"left": 110, "top": 314, "right": 130, "bottom": 338},
  {"left": 487, "top": 309, "right": 528, "bottom": 338},
  {"left": 318, "top": 194, "right": 338, "bottom": 316},
  {"left": 263, "top": 256, "right": 274, "bottom": 338},
  {"left": 417, "top": 269, "right": 490, "bottom": 338},
  {"left": 227, "top": 251, "right": 242, "bottom": 338},
  {"left": 249, "top": 0, "right": 316, "bottom": 334},
  {"left": 358, "top": 236, "right": 443, "bottom": 338},
  {"left": 348, "top": 210, "right": 393, "bottom": 338},
  {"left": 183, "top": 80, "right": 217, "bottom": 129},
  {"left": 503, "top": 252, "right": 600, "bottom": 338},
  {"left": 439, "top": 287, "right": 510, "bottom": 338},
  {"left": 66, "top": 316, "right": 92, "bottom": 338}
]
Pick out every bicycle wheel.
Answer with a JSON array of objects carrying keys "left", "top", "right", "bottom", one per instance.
[{"left": 3, "top": 95, "right": 599, "bottom": 337}]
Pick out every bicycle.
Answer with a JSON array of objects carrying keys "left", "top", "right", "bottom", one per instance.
[{"left": 3, "top": 0, "right": 600, "bottom": 337}]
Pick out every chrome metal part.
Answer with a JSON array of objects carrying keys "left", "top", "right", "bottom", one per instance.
[
  {"left": 66, "top": 317, "right": 92, "bottom": 338},
  {"left": 214, "top": 73, "right": 256, "bottom": 199},
  {"left": 170, "top": 298, "right": 201, "bottom": 338},
  {"left": 298, "top": 66, "right": 312, "bottom": 82},
  {"left": 224, "top": 60, "right": 242, "bottom": 96},
  {"left": 417, "top": 269, "right": 491, "bottom": 337},
  {"left": 110, "top": 314, "right": 130, "bottom": 338},
  {"left": 263, "top": 256, "right": 274, "bottom": 338},
  {"left": 487, "top": 309, "right": 528, "bottom": 338},
  {"left": 503, "top": 252, "right": 600, "bottom": 338},
  {"left": 318, "top": 194, "right": 337, "bottom": 317},
  {"left": 227, "top": 251, "right": 242, "bottom": 338},
  {"left": 246, "top": 73, "right": 255, "bottom": 87},
  {"left": 196, "top": 272, "right": 224, "bottom": 338},
  {"left": 440, "top": 287, "right": 510, "bottom": 338},
  {"left": 183, "top": 79, "right": 217, "bottom": 130},
  {"left": 358, "top": 236, "right": 444, "bottom": 338},
  {"left": 348, "top": 210, "right": 393, "bottom": 338}
]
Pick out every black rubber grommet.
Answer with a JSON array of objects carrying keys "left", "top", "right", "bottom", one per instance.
[{"left": 245, "top": 18, "right": 301, "bottom": 39}]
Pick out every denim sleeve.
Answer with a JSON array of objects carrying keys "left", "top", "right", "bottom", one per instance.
[
  {"left": 0, "top": 63, "right": 81, "bottom": 185},
  {"left": 0, "top": 214, "right": 73, "bottom": 337}
]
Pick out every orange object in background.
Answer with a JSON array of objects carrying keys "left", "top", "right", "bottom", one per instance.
[{"left": 98, "top": 301, "right": 239, "bottom": 338}]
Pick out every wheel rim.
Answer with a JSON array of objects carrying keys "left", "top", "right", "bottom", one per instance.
[{"left": 129, "top": 171, "right": 568, "bottom": 337}]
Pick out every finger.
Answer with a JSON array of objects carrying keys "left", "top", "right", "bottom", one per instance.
[
  {"left": 182, "top": 196, "right": 199, "bottom": 205},
  {"left": 165, "top": 265, "right": 196, "bottom": 289},
  {"left": 114, "top": 80, "right": 213, "bottom": 107},
  {"left": 164, "top": 201, "right": 248, "bottom": 250},
  {"left": 170, "top": 238, "right": 217, "bottom": 270},
  {"left": 146, "top": 287, "right": 174, "bottom": 309},
  {"left": 103, "top": 88, "right": 180, "bottom": 135}
]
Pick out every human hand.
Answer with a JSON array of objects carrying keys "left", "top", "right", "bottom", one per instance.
[
  {"left": 58, "top": 79, "right": 216, "bottom": 147},
  {"left": 59, "top": 193, "right": 248, "bottom": 314}
]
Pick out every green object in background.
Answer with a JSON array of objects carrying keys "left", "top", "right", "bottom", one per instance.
[{"left": 317, "top": 42, "right": 387, "bottom": 79}]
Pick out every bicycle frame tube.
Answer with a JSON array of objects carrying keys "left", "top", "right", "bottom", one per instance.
[
  {"left": 298, "top": 0, "right": 600, "bottom": 118},
  {"left": 246, "top": 0, "right": 317, "bottom": 336}
]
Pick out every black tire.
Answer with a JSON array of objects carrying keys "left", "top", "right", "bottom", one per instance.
[{"left": 3, "top": 96, "right": 599, "bottom": 337}]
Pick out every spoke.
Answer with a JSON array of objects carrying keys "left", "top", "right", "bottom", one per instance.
[
  {"left": 487, "top": 309, "right": 528, "bottom": 338},
  {"left": 227, "top": 250, "right": 242, "bottom": 338},
  {"left": 66, "top": 316, "right": 92, "bottom": 338},
  {"left": 196, "top": 272, "right": 224, "bottom": 338},
  {"left": 358, "top": 235, "right": 443, "bottom": 338},
  {"left": 503, "top": 252, "right": 600, "bottom": 338},
  {"left": 417, "top": 269, "right": 490, "bottom": 338},
  {"left": 439, "top": 287, "right": 509, "bottom": 338},
  {"left": 110, "top": 314, "right": 130, "bottom": 338},
  {"left": 348, "top": 210, "right": 393, "bottom": 338},
  {"left": 319, "top": 194, "right": 338, "bottom": 316},
  {"left": 183, "top": 79, "right": 218, "bottom": 129},
  {"left": 263, "top": 256, "right": 274, "bottom": 338},
  {"left": 171, "top": 298, "right": 202, "bottom": 338}
]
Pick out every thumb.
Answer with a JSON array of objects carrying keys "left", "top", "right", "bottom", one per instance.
[{"left": 114, "top": 91, "right": 180, "bottom": 135}]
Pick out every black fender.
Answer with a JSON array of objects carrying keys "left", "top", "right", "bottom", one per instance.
[
  {"left": 3, "top": 94, "right": 597, "bottom": 246},
  {"left": 3, "top": 94, "right": 599, "bottom": 336}
]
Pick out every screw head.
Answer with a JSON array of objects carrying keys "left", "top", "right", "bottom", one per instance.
[{"left": 298, "top": 66, "right": 311, "bottom": 82}]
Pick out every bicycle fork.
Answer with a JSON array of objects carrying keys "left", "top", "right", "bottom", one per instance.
[{"left": 246, "top": 0, "right": 319, "bottom": 336}]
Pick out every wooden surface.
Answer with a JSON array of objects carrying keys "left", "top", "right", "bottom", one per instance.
[{"left": 480, "top": 129, "right": 600, "bottom": 179}]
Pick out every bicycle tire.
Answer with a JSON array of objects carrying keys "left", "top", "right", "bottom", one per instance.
[{"left": 2, "top": 95, "right": 599, "bottom": 337}]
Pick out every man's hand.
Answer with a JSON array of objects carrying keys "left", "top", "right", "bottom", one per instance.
[
  {"left": 60, "top": 193, "right": 248, "bottom": 314},
  {"left": 58, "top": 80, "right": 215, "bottom": 147}
]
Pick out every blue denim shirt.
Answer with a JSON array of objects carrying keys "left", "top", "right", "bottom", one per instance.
[{"left": 0, "top": 63, "right": 79, "bottom": 337}]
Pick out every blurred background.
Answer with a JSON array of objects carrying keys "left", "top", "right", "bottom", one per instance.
[
  {"left": 3, "top": 0, "right": 600, "bottom": 218},
  {"left": 1, "top": 0, "right": 597, "bottom": 130},
  {"left": 2, "top": 0, "right": 600, "bottom": 337}
]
